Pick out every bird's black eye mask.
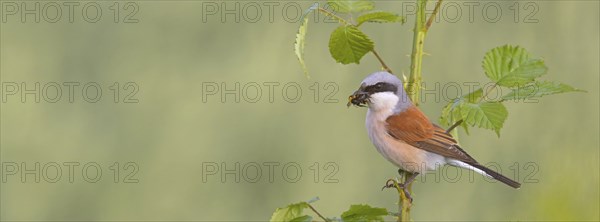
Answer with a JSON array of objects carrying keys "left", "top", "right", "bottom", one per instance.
[
  {"left": 363, "top": 82, "right": 398, "bottom": 94},
  {"left": 347, "top": 82, "right": 398, "bottom": 107}
]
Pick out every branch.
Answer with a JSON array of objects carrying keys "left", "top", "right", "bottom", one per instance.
[
  {"left": 446, "top": 119, "right": 463, "bottom": 133},
  {"left": 425, "top": 0, "right": 443, "bottom": 31},
  {"left": 398, "top": 2, "right": 429, "bottom": 220},
  {"left": 399, "top": 0, "right": 440, "bottom": 220},
  {"left": 406, "top": 0, "right": 428, "bottom": 106},
  {"left": 372, "top": 49, "right": 393, "bottom": 73},
  {"left": 392, "top": 172, "right": 413, "bottom": 222},
  {"left": 307, "top": 203, "right": 330, "bottom": 222}
]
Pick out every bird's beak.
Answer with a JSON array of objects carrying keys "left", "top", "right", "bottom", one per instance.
[{"left": 347, "top": 88, "right": 369, "bottom": 107}]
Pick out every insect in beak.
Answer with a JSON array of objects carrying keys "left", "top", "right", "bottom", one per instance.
[{"left": 347, "top": 90, "right": 369, "bottom": 108}]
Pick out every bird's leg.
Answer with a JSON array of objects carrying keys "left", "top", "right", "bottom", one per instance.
[
  {"left": 382, "top": 170, "right": 419, "bottom": 202},
  {"left": 399, "top": 172, "right": 418, "bottom": 202},
  {"left": 401, "top": 170, "right": 419, "bottom": 185}
]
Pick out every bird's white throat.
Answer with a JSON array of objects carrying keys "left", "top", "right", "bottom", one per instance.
[{"left": 367, "top": 92, "right": 399, "bottom": 112}]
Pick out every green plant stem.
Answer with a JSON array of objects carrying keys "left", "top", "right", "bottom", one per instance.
[
  {"left": 398, "top": 0, "right": 445, "bottom": 221},
  {"left": 400, "top": 1, "right": 429, "bottom": 220},
  {"left": 407, "top": 0, "right": 428, "bottom": 106},
  {"left": 393, "top": 172, "right": 413, "bottom": 222}
]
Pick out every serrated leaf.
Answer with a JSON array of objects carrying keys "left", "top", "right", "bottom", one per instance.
[
  {"left": 294, "top": 16, "right": 309, "bottom": 78},
  {"left": 460, "top": 102, "right": 508, "bottom": 136},
  {"left": 327, "top": 0, "right": 374, "bottom": 13},
  {"left": 440, "top": 88, "right": 482, "bottom": 127},
  {"left": 270, "top": 202, "right": 310, "bottom": 222},
  {"left": 294, "top": 3, "right": 319, "bottom": 78},
  {"left": 341, "top": 204, "right": 388, "bottom": 222},
  {"left": 289, "top": 215, "right": 313, "bottom": 222},
  {"left": 357, "top": 11, "right": 405, "bottom": 26},
  {"left": 502, "top": 81, "right": 585, "bottom": 101},
  {"left": 482, "top": 45, "right": 548, "bottom": 87},
  {"left": 329, "top": 25, "right": 374, "bottom": 64}
]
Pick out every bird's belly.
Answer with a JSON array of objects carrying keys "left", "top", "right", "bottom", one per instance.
[{"left": 366, "top": 111, "right": 446, "bottom": 173}]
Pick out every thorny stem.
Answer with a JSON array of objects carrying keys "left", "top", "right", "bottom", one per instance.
[
  {"left": 400, "top": 0, "right": 429, "bottom": 220},
  {"left": 397, "top": 0, "right": 444, "bottom": 221},
  {"left": 407, "top": 0, "right": 428, "bottom": 106},
  {"left": 392, "top": 171, "right": 414, "bottom": 222}
]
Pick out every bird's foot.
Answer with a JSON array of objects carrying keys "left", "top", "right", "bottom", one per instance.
[
  {"left": 381, "top": 179, "right": 413, "bottom": 203},
  {"left": 381, "top": 178, "right": 398, "bottom": 190}
]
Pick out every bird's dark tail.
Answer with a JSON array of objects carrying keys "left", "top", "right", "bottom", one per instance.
[{"left": 471, "top": 163, "right": 521, "bottom": 189}]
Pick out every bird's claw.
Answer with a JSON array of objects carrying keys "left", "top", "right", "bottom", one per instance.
[
  {"left": 381, "top": 179, "right": 413, "bottom": 203},
  {"left": 381, "top": 179, "right": 403, "bottom": 190}
]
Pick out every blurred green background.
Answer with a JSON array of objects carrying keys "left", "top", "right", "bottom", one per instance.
[{"left": 1, "top": 0, "right": 598, "bottom": 221}]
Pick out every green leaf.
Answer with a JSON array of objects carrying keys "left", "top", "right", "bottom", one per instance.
[
  {"left": 440, "top": 88, "right": 482, "bottom": 127},
  {"left": 294, "top": 16, "right": 309, "bottom": 78},
  {"left": 502, "top": 81, "right": 585, "bottom": 101},
  {"left": 463, "top": 88, "right": 483, "bottom": 103},
  {"left": 357, "top": 11, "right": 405, "bottom": 26},
  {"left": 294, "top": 3, "right": 319, "bottom": 78},
  {"left": 327, "top": 0, "right": 374, "bottom": 13},
  {"left": 460, "top": 102, "right": 508, "bottom": 136},
  {"left": 289, "top": 215, "right": 313, "bottom": 222},
  {"left": 440, "top": 99, "right": 470, "bottom": 135},
  {"left": 270, "top": 202, "right": 310, "bottom": 222},
  {"left": 329, "top": 25, "right": 374, "bottom": 64},
  {"left": 341, "top": 204, "right": 388, "bottom": 222},
  {"left": 482, "top": 45, "right": 548, "bottom": 87}
]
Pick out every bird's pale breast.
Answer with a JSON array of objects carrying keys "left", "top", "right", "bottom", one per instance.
[{"left": 366, "top": 109, "right": 446, "bottom": 173}]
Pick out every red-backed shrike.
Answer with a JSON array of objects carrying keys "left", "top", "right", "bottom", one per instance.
[{"left": 348, "top": 72, "right": 520, "bottom": 199}]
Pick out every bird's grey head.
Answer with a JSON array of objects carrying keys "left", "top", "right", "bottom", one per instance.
[{"left": 347, "top": 71, "right": 412, "bottom": 112}]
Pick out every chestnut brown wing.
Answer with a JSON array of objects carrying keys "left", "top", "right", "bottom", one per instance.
[{"left": 385, "top": 106, "right": 477, "bottom": 164}]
